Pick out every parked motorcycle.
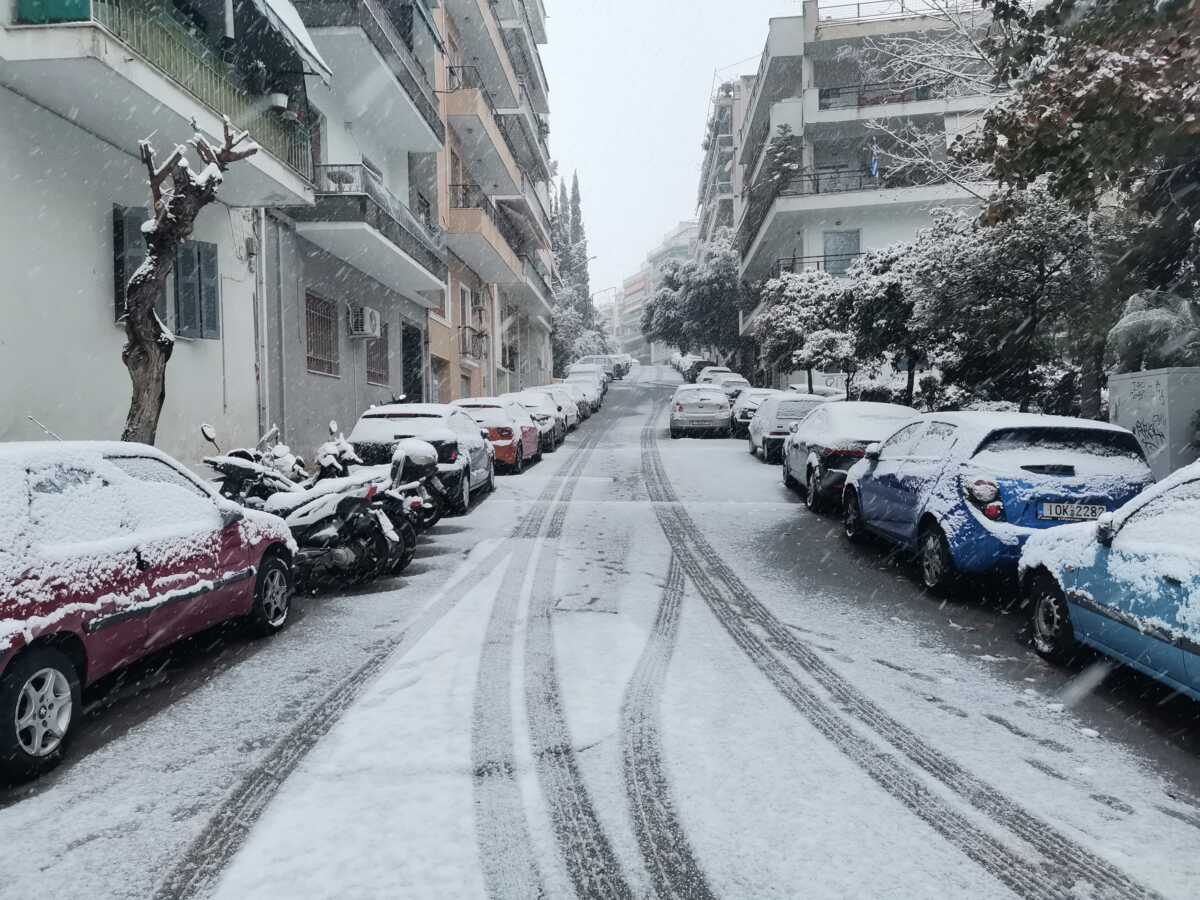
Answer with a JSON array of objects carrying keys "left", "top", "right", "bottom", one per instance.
[{"left": 201, "top": 426, "right": 396, "bottom": 591}]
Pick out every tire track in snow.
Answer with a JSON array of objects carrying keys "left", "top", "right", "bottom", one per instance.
[
  {"left": 474, "top": 394, "right": 633, "bottom": 899},
  {"left": 639, "top": 402, "right": 1158, "bottom": 900},
  {"left": 619, "top": 555, "right": 717, "bottom": 900}
]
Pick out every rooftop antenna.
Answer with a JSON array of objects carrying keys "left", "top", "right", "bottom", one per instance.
[{"left": 27, "top": 415, "right": 63, "bottom": 441}]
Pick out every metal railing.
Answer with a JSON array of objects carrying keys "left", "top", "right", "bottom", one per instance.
[
  {"left": 521, "top": 254, "right": 552, "bottom": 302},
  {"left": 818, "top": 81, "right": 936, "bottom": 109},
  {"left": 72, "top": 0, "right": 312, "bottom": 179},
  {"left": 314, "top": 163, "right": 444, "bottom": 253},
  {"left": 817, "top": 0, "right": 984, "bottom": 21},
  {"left": 360, "top": 0, "right": 436, "bottom": 100},
  {"left": 742, "top": 117, "right": 771, "bottom": 172},
  {"left": 460, "top": 324, "right": 487, "bottom": 359},
  {"left": 449, "top": 183, "right": 525, "bottom": 255},
  {"left": 771, "top": 253, "right": 864, "bottom": 278},
  {"left": 447, "top": 65, "right": 532, "bottom": 183}
]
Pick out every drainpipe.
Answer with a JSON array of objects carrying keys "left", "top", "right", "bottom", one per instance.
[
  {"left": 275, "top": 216, "right": 288, "bottom": 441},
  {"left": 253, "top": 208, "right": 268, "bottom": 437}
]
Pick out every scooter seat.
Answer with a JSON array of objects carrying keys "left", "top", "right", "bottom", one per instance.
[{"left": 264, "top": 469, "right": 386, "bottom": 515}]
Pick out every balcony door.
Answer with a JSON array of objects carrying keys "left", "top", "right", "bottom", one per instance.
[{"left": 822, "top": 230, "right": 860, "bottom": 276}]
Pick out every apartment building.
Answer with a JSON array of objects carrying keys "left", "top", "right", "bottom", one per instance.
[
  {"left": 618, "top": 221, "right": 698, "bottom": 364},
  {"left": 430, "top": 0, "right": 555, "bottom": 401},
  {"left": 735, "top": 0, "right": 988, "bottom": 291},
  {"left": 0, "top": 0, "right": 328, "bottom": 462}
]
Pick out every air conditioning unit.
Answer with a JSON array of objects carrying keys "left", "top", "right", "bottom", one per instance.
[
  {"left": 471, "top": 291, "right": 487, "bottom": 310},
  {"left": 349, "top": 305, "right": 382, "bottom": 339}
]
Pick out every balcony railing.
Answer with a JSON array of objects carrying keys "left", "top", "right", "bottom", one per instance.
[
  {"left": 737, "top": 168, "right": 939, "bottom": 256},
  {"left": 817, "top": 0, "right": 984, "bottom": 21},
  {"left": 771, "top": 253, "right": 864, "bottom": 279},
  {"left": 449, "top": 183, "right": 525, "bottom": 256},
  {"left": 521, "top": 254, "right": 552, "bottom": 302},
  {"left": 38, "top": 0, "right": 313, "bottom": 179},
  {"left": 742, "top": 117, "right": 771, "bottom": 173},
  {"left": 818, "top": 82, "right": 936, "bottom": 109},
  {"left": 460, "top": 324, "right": 487, "bottom": 359},
  {"left": 311, "top": 163, "right": 446, "bottom": 275},
  {"left": 447, "top": 65, "right": 530, "bottom": 176}
]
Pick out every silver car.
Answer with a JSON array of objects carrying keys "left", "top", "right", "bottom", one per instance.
[{"left": 670, "top": 385, "right": 731, "bottom": 438}]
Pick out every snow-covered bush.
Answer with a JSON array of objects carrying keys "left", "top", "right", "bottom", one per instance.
[{"left": 1107, "top": 290, "right": 1200, "bottom": 373}]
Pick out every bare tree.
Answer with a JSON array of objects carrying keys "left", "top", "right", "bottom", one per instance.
[
  {"left": 851, "top": 0, "right": 1013, "bottom": 197},
  {"left": 121, "top": 117, "right": 256, "bottom": 444}
]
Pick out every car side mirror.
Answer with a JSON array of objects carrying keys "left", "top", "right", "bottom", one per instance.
[
  {"left": 219, "top": 504, "right": 244, "bottom": 529},
  {"left": 200, "top": 423, "right": 221, "bottom": 452},
  {"left": 480, "top": 428, "right": 490, "bottom": 439},
  {"left": 1096, "top": 512, "right": 1116, "bottom": 546},
  {"left": 865, "top": 442, "right": 881, "bottom": 461},
  {"left": 789, "top": 422, "right": 800, "bottom": 434},
  {"left": 329, "top": 420, "right": 338, "bottom": 436}
]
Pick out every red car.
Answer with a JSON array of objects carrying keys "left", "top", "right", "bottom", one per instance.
[
  {"left": 0, "top": 442, "right": 296, "bottom": 778},
  {"left": 453, "top": 398, "right": 541, "bottom": 473}
]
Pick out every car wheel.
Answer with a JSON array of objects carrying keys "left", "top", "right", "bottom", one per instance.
[
  {"left": 484, "top": 457, "right": 496, "bottom": 493},
  {"left": 919, "top": 523, "right": 957, "bottom": 595},
  {"left": 247, "top": 553, "right": 292, "bottom": 635},
  {"left": 1029, "top": 572, "right": 1079, "bottom": 665},
  {"left": 748, "top": 436, "right": 757, "bottom": 456},
  {"left": 513, "top": 445, "right": 525, "bottom": 475},
  {"left": 451, "top": 470, "right": 471, "bottom": 516},
  {"left": 0, "top": 646, "right": 81, "bottom": 779},
  {"left": 782, "top": 457, "right": 799, "bottom": 491},
  {"left": 843, "top": 490, "right": 867, "bottom": 544},
  {"left": 670, "top": 427, "right": 680, "bottom": 439},
  {"left": 804, "top": 466, "right": 824, "bottom": 513}
]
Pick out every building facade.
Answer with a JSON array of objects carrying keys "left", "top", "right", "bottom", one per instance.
[
  {"left": 0, "top": 0, "right": 557, "bottom": 465},
  {"left": 617, "top": 221, "right": 698, "bottom": 365}
]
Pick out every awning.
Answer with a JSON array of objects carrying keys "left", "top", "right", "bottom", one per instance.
[{"left": 247, "top": 0, "right": 334, "bottom": 83}]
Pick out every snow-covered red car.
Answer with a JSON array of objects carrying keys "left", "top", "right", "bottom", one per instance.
[
  {"left": 453, "top": 397, "right": 540, "bottom": 473},
  {"left": 0, "top": 442, "right": 295, "bottom": 779}
]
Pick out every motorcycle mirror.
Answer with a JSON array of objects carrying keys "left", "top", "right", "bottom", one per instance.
[
  {"left": 200, "top": 423, "right": 221, "bottom": 452},
  {"left": 257, "top": 424, "right": 279, "bottom": 449},
  {"left": 329, "top": 420, "right": 338, "bottom": 436}
]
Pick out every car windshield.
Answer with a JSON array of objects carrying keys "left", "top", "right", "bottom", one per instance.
[
  {"left": 973, "top": 427, "right": 1149, "bottom": 475},
  {"left": 462, "top": 407, "right": 509, "bottom": 427},
  {"left": 776, "top": 399, "right": 824, "bottom": 420}
]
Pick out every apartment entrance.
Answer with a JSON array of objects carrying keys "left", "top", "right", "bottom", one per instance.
[{"left": 401, "top": 323, "right": 424, "bottom": 401}]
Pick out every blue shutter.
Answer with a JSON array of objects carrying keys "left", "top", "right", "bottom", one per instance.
[
  {"left": 175, "top": 242, "right": 201, "bottom": 338},
  {"left": 198, "top": 241, "right": 220, "bottom": 339}
]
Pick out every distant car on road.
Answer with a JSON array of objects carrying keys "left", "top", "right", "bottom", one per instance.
[
  {"left": 696, "top": 365, "right": 732, "bottom": 385},
  {"left": 0, "top": 442, "right": 295, "bottom": 778},
  {"left": 730, "top": 388, "right": 780, "bottom": 438},
  {"left": 564, "top": 372, "right": 603, "bottom": 413},
  {"left": 504, "top": 391, "right": 562, "bottom": 452},
  {"left": 712, "top": 372, "right": 751, "bottom": 400},
  {"left": 529, "top": 385, "right": 581, "bottom": 432},
  {"left": 453, "top": 398, "right": 540, "bottom": 473},
  {"left": 748, "top": 393, "right": 838, "bottom": 463},
  {"left": 782, "top": 402, "right": 917, "bottom": 512},
  {"left": 684, "top": 359, "right": 716, "bottom": 383},
  {"left": 670, "top": 384, "right": 732, "bottom": 438},
  {"left": 1019, "top": 462, "right": 1200, "bottom": 698},
  {"left": 842, "top": 412, "right": 1154, "bottom": 593}
]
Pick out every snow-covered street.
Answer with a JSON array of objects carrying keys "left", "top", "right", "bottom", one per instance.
[{"left": 1, "top": 366, "right": 1198, "bottom": 898}]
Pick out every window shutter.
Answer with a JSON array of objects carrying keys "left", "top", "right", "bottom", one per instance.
[
  {"left": 198, "top": 241, "right": 220, "bottom": 339},
  {"left": 114, "top": 206, "right": 165, "bottom": 322},
  {"left": 175, "top": 241, "right": 201, "bottom": 338}
]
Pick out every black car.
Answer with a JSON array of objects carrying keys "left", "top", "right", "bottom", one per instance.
[{"left": 685, "top": 359, "right": 717, "bottom": 383}]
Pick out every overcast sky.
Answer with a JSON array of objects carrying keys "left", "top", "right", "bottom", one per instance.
[{"left": 540, "top": 0, "right": 803, "bottom": 302}]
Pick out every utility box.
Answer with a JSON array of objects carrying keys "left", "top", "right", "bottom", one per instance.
[{"left": 1108, "top": 366, "right": 1200, "bottom": 480}]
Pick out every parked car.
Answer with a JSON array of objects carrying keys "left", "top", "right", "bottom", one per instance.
[
  {"left": 670, "top": 384, "right": 732, "bottom": 438},
  {"left": 568, "top": 363, "right": 610, "bottom": 392},
  {"left": 696, "top": 365, "right": 732, "bottom": 385},
  {"left": 504, "top": 391, "right": 562, "bottom": 452},
  {"left": 530, "top": 385, "right": 581, "bottom": 432},
  {"left": 782, "top": 402, "right": 917, "bottom": 512},
  {"left": 685, "top": 359, "right": 716, "bottom": 383},
  {"left": 575, "top": 355, "right": 616, "bottom": 381},
  {"left": 748, "top": 393, "right": 838, "bottom": 463},
  {"left": 712, "top": 372, "right": 751, "bottom": 399},
  {"left": 842, "top": 412, "right": 1154, "bottom": 593},
  {"left": 731, "top": 388, "right": 780, "bottom": 438},
  {"left": 348, "top": 403, "right": 494, "bottom": 514},
  {"left": 558, "top": 381, "right": 593, "bottom": 420},
  {"left": 565, "top": 372, "right": 604, "bottom": 412},
  {"left": 1019, "top": 462, "right": 1200, "bottom": 697},
  {"left": 0, "top": 442, "right": 295, "bottom": 778},
  {"left": 453, "top": 398, "right": 540, "bottom": 473}
]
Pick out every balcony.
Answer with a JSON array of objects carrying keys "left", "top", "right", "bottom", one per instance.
[
  {"left": 443, "top": 0, "right": 521, "bottom": 107},
  {"left": 445, "top": 183, "right": 523, "bottom": 285},
  {"left": 295, "top": 0, "right": 443, "bottom": 150},
  {"left": 514, "top": 253, "right": 553, "bottom": 316},
  {"left": 460, "top": 324, "right": 488, "bottom": 360},
  {"left": 2, "top": 0, "right": 318, "bottom": 205},
  {"left": 738, "top": 16, "right": 806, "bottom": 166},
  {"left": 771, "top": 252, "right": 864, "bottom": 278},
  {"left": 493, "top": 0, "right": 548, "bottom": 114},
  {"left": 445, "top": 65, "right": 521, "bottom": 195},
  {"left": 496, "top": 172, "right": 551, "bottom": 249},
  {"left": 292, "top": 163, "right": 447, "bottom": 296},
  {"left": 496, "top": 81, "right": 551, "bottom": 182}
]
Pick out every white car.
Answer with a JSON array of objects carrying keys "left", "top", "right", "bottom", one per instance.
[
  {"left": 712, "top": 372, "right": 751, "bottom": 399},
  {"left": 574, "top": 355, "right": 616, "bottom": 381},
  {"left": 530, "top": 385, "right": 581, "bottom": 431},
  {"left": 504, "top": 391, "right": 563, "bottom": 452},
  {"left": 696, "top": 365, "right": 732, "bottom": 384},
  {"left": 568, "top": 363, "right": 610, "bottom": 391},
  {"left": 557, "top": 381, "right": 593, "bottom": 420},
  {"left": 731, "top": 388, "right": 781, "bottom": 437},
  {"left": 565, "top": 372, "right": 604, "bottom": 411},
  {"left": 348, "top": 403, "right": 494, "bottom": 513},
  {"left": 748, "top": 393, "right": 838, "bottom": 464},
  {"left": 670, "top": 384, "right": 732, "bottom": 438}
]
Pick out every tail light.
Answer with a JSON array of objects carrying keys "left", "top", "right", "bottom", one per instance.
[
  {"left": 494, "top": 427, "right": 513, "bottom": 439},
  {"left": 447, "top": 448, "right": 458, "bottom": 463},
  {"left": 408, "top": 497, "right": 424, "bottom": 511},
  {"left": 962, "top": 476, "right": 1005, "bottom": 522},
  {"left": 824, "top": 447, "right": 865, "bottom": 463}
]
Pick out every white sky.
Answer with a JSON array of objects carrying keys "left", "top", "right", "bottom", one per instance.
[{"left": 541, "top": 0, "right": 803, "bottom": 301}]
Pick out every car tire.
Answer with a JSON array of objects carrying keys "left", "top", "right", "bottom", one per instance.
[
  {"left": 748, "top": 436, "right": 757, "bottom": 456},
  {"left": 451, "top": 470, "right": 471, "bottom": 516},
  {"left": 843, "top": 490, "right": 868, "bottom": 544},
  {"left": 670, "top": 427, "right": 680, "bottom": 439},
  {"left": 782, "top": 457, "right": 799, "bottom": 491},
  {"left": 804, "top": 466, "right": 824, "bottom": 513},
  {"left": 919, "top": 522, "right": 958, "bottom": 595},
  {"left": 0, "top": 646, "right": 82, "bottom": 780},
  {"left": 1028, "top": 572, "right": 1079, "bottom": 665},
  {"left": 247, "top": 553, "right": 293, "bottom": 634},
  {"left": 390, "top": 517, "right": 418, "bottom": 574},
  {"left": 484, "top": 457, "right": 496, "bottom": 493}
]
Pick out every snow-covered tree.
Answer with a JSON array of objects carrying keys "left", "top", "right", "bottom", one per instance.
[
  {"left": 752, "top": 269, "right": 847, "bottom": 389},
  {"left": 794, "top": 329, "right": 857, "bottom": 395},
  {"left": 1108, "top": 291, "right": 1200, "bottom": 372},
  {"left": 122, "top": 118, "right": 256, "bottom": 444}
]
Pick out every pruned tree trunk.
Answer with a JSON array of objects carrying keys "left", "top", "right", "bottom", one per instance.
[
  {"left": 1079, "top": 334, "right": 1106, "bottom": 420},
  {"left": 904, "top": 357, "right": 917, "bottom": 407},
  {"left": 121, "top": 118, "right": 256, "bottom": 445}
]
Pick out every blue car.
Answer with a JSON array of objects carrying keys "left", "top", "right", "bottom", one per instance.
[
  {"left": 842, "top": 412, "right": 1154, "bottom": 592},
  {"left": 1020, "top": 462, "right": 1200, "bottom": 697}
]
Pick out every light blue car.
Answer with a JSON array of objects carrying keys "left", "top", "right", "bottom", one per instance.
[{"left": 1020, "top": 462, "right": 1200, "bottom": 697}]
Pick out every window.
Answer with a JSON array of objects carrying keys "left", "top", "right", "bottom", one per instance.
[
  {"left": 175, "top": 240, "right": 220, "bottom": 339},
  {"left": 107, "top": 456, "right": 209, "bottom": 499},
  {"left": 107, "top": 456, "right": 221, "bottom": 532},
  {"left": 113, "top": 205, "right": 166, "bottom": 323},
  {"left": 27, "top": 464, "right": 132, "bottom": 546},
  {"left": 366, "top": 322, "right": 390, "bottom": 386},
  {"left": 306, "top": 294, "right": 340, "bottom": 376},
  {"left": 910, "top": 421, "right": 957, "bottom": 458},
  {"left": 880, "top": 422, "right": 925, "bottom": 458},
  {"left": 435, "top": 286, "right": 451, "bottom": 322},
  {"left": 460, "top": 285, "right": 472, "bottom": 328},
  {"left": 1117, "top": 481, "right": 1200, "bottom": 551},
  {"left": 823, "top": 230, "right": 861, "bottom": 275}
]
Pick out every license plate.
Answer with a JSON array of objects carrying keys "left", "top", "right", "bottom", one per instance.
[{"left": 1039, "top": 502, "right": 1106, "bottom": 521}]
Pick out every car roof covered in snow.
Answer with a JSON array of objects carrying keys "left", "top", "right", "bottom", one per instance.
[
  {"left": 361, "top": 403, "right": 454, "bottom": 418},
  {"left": 0, "top": 441, "right": 181, "bottom": 466},
  {"left": 916, "top": 411, "right": 1132, "bottom": 451},
  {"left": 452, "top": 397, "right": 505, "bottom": 407}
]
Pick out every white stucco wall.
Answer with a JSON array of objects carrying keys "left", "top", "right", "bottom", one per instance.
[{"left": 0, "top": 85, "right": 260, "bottom": 467}]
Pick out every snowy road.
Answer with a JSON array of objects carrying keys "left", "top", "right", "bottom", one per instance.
[{"left": 4, "top": 367, "right": 1200, "bottom": 898}]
